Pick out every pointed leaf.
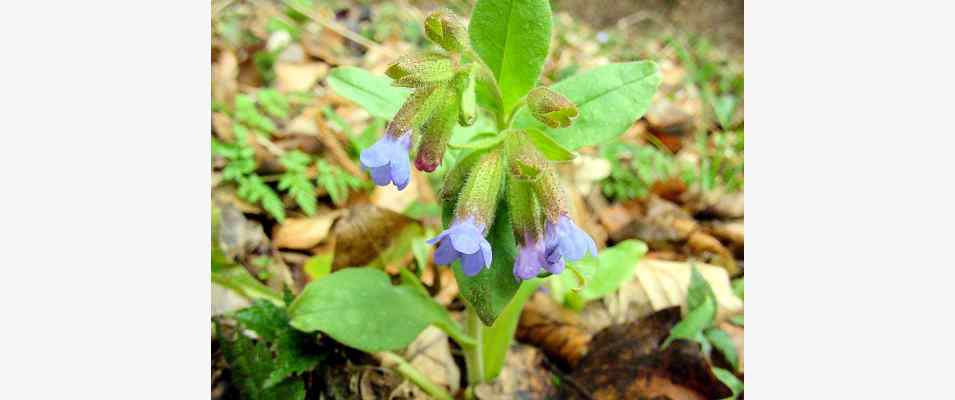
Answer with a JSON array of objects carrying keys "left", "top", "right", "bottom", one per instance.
[{"left": 326, "top": 67, "right": 411, "bottom": 119}]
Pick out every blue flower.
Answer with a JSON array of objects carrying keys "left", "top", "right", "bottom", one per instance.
[
  {"left": 543, "top": 214, "right": 597, "bottom": 271},
  {"left": 428, "top": 217, "right": 492, "bottom": 276},
  {"left": 360, "top": 131, "right": 412, "bottom": 190},
  {"left": 513, "top": 236, "right": 547, "bottom": 281}
]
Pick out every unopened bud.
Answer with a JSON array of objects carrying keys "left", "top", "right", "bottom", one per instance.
[
  {"left": 386, "top": 52, "right": 455, "bottom": 88},
  {"left": 424, "top": 8, "right": 468, "bottom": 53},
  {"left": 387, "top": 84, "right": 448, "bottom": 137},
  {"left": 415, "top": 85, "right": 460, "bottom": 172},
  {"left": 456, "top": 65, "right": 478, "bottom": 126},
  {"left": 454, "top": 149, "right": 505, "bottom": 229},
  {"left": 527, "top": 87, "right": 579, "bottom": 128},
  {"left": 506, "top": 175, "right": 543, "bottom": 243},
  {"left": 504, "top": 129, "right": 549, "bottom": 181}
]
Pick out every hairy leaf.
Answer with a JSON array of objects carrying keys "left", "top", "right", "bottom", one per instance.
[
  {"left": 326, "top": 67, "right": 411, "bottom": 119},
  {"left": 469, "top": 0, "right": 552, "bottom": 113},
  {"left": 288, "top": 268, "right": 468, "bottom": 352},
  {"left": 514, "top": 61, "right": 662, "bottom": 150}
]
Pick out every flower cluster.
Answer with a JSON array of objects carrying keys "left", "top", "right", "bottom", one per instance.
[{"left": 360, "top": 9, "right": 595, "bottom": 282}]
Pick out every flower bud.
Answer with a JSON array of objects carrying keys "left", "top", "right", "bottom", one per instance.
[
  {"left": 424, "top": 8, "right": 468, "bottom": 53},
  {"left": 386, "top": 52, "right": 455, "bottom": 88},
  {"left": 504, "top": 129, "right": 550, "bottom": 182},
  {"left": 454, "top": 149, "right": 505, "bottom": 229},
  {"left": 415, "top": 83, "right": 460, "bottom": 172},
  {"left": 387, "top": 83, "right": 447, "bottom": 137},
  {"left": 457, "top": 65, "right": 478, "bottom": 126},
  {"left": 527, "top": 87, "right": 579, "bottom": 128}
]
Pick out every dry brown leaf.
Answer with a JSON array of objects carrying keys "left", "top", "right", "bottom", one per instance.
[
  {"left": 370, "top": 170, "right": 423, "bottom": 214},
  {"left": 212, "top": 112, "right": 234, "bottom": 141},
  {"left": 271, "top": 210, "right": 345, "bottom": 250},
  {"left": 570, "top": 154, "right": 611, "bottom": 195},
  {"left": 629, "top": 259, "right": 742, "bottom": 323},
  {"left": 275, "top": 62, "right": 329, "bottom": 93},
  {"left": 517, "top": 292, "right": 592, "bottom": 369},
  {"left": 212, "top": 49, "right": 238, "bottom": 106},
  {"left": 565, "top": 307, "right": 732, "bottom": 400},
  {"left": 385, "top": 326, "right": 460, "bottom": 398},
  {"left": 331, "top": 204, "right": 416, "bottom": 270},
  {"left": 474, "top": 344, "right": 557, "bottom": 400}
]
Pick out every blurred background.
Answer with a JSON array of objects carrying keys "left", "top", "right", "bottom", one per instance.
[{"left": 213, "top": 0, "right": 743, "bottom": 398}]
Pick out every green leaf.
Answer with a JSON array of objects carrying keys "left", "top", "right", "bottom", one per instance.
[
  {"left": 730, "top": 314, "right": 744, "bottom": 326},
  {"left": 687, "top": 264, "right": 717, "bottom": 312},
  {"left": 302, "top": 254, "right": 332, "bottom": 281},
  {"left": 258, "top": 89, "right": 290, "bottom": 119},
  {"left": 481, "top": 279, "right": 542, "bottom": 379},
  {"left": 469, "top": 0, "right": 552, "bottom": 113},
  {"left": 712, "top": 367, "right": 743, "bottom": 399},
  {"left": 449, "top": 200, "right": 520, "bottom": 326},
  {"left": 237, "top": 175, "right": 286, "bottom": 222},
  {"left": 525, "top": 127, "right": 575, "bottom": 161},
  {"left": 705, "top": 327, "right": 739, "bottom": 371},
  {"left": 732, "top": 277, "right": 743, "bottom": 300},
  {"left": 212, "top": 255, "right": 283, "bottom": 306},
  {"left": 553, "top": 240, "right": 647, "bottom": 310},
  {"left": 664, "top": 296, "right": 717, "bottom": 346},
  {"left": 288, "top": 268, "right": 469, "bottom": 352},
  {"left": 713, "top": 94, "right": 737, "bottom": 128},
  {"left": 235, "top": 301, "right": 288, "bottom": 342},
  {"left": 514, "top": 61, "right": 662, "bottom": 150},
  {"left": 326, "top": 67, "right": 411, "bottom": 119},
  {"left": 233, "top": 301, "right": 325, "bottom": 388},
  {"left": 217, "top": 321, "right": 306, "bottom": 400},
  {"left": 448, "top": 133, "right": 502, "bottom": 150}
]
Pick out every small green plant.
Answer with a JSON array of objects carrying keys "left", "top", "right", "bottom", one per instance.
[
  {"left": 601, "top": 141, "right": 683, "bottom": 201},
  {"left": 663, "top": 265, "right": 743, "bottom": 399}
]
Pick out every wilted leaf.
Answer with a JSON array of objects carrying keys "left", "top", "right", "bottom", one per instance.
[
  {"left": 330, "top": 204, "right": 417, "bottom": 270},
  {"left": 271, "top": 211, "right": 344, "bottom": 250},
  {"left": 564, "top": 307, "right": 732, "bottom": 400}
]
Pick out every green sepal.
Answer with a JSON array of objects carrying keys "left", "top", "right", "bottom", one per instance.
[
  {"left": 424, "top": 8, "right": 469, "bottom": 53},
  {"left": 527, "top": 86, "right": 579, "bottom": 128}
]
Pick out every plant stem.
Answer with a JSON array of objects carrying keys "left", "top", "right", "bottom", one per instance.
[
  {"left": 380, "top": 351, "right": 453, "bottom": 400},
  {"left": 463, "top": 307, "right": 486, "bottom": 385}
]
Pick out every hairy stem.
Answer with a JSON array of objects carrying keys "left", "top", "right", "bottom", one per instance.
[
  {"left": 380, "top": 351, "right": 453, "bottom": 400},
  {"left": 463, "top": 307, "right": 486, "bottom": 385}
]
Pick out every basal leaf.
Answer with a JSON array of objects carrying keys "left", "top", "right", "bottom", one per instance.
[
  {"left": 525, "top": 127, "right": 575, "bottom": 161},
  {"left": 514, "top": 61, "right": 662, "bottom": 150},
  {"left": 288, "top": 268, "right": 465, "bottom": 352},
  {"left": 469, "top": 0, "right": 552, "bottom": 113},
  {"left": 326, "top": 67, "right": 411, "bottom": 119},
  {"left": 447, "top": 200, "right": 520, "bottom": 326}
]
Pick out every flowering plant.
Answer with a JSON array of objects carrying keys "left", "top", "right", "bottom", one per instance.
[{"left": 285, "top": 0, "right": 661, "bottom": 397}]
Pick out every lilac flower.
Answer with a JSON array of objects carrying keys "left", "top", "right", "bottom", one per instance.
[
  {"left": 513, "top": 236, "right": 547, "bottom": 281},
  {"left": 543, "top": 214, "right": 597, "bottom": 271},
  {"left": 360, "top": 131, "right": 412, "bottom": 190},
  {"left": 428, "top": 217, "right": 492, "bottom": 276}
]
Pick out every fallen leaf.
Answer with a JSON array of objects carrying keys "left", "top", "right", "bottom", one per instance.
[
  {"left": 331, "top": 204, "right": 417, "bottom": 270},
  {"left": 571, "top": 154, "right": 611, "bottom": 194},
  {"left": 474, "top": 344, "right": 557, "bottom": 400},
  {"left": 212, "top": 49, "right": 238, "bottom": 106},
  {"left": 391, "top": 326, "right": 460, "bottom": 395},
  {"left": 564, "top": 307, "right": 732, "bottom": 400},
  {"left": 275, "top": 62, "right": 329, "bottom": 93},
  {"left": 630, "top": 259, "right": 742, "bottom": 324},
  {"left": 517, "top": 292, "right": 593, "bottom": 369},
  {"left": 370, "top": 170, "right": 423, "bottom": 214},
  {"left": 215, "top": 203, "right": 269, "bottom": 261},
  {"left": 272, "top": 210, "right": 344, "bottom": 250}
]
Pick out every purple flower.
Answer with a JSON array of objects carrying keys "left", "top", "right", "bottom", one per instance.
[
  {"left": 513, "top": 236, "right": 547, "bottom": 281},
  {"left": 543, "top": 214, "right": 597, "bottom": 271},
  {"left": 360, "top": 131, "right": 412, "bottom": 190},
  {"left": 428, "top": 217, "right": 492, "bottom": 276}
]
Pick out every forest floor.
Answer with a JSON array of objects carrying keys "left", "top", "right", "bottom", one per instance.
[{"left": 212, "top": 1, "right": 743, "bottom": 398}]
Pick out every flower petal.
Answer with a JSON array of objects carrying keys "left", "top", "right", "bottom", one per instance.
[
  {"left": 433, "top": 238, "right": 458, "bottom": 265},
  {"left": 448, "top": 223, "right": 482, "bottom": 254},
  {"left": 460, "top": 252, "right": 485, "bottom": 276},
  {"left": 369, "top": 165, "right": 393, "bottom": 186},
  {"left": 390, "top": 152, "right": 411, "bottom": 190},
  {"left": 359, "top": 138, "right": 392, "bottom": 168}
]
